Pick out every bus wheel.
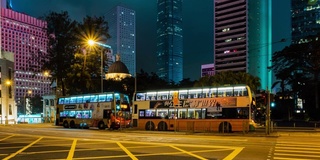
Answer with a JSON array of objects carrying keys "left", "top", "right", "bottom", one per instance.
[
  {"left": 70, "top": 120, "right": 76, "bottom": 128},
  {"left": 145, "top": 121, "right": 155, "bottom": 131},
  {"left": 219, "top": 121, "right": 232, "bottom": 133},
  {"left": 158, "top": 121, "right": 167, "bottom": 131},
  {"left": 63, "top": 121, "right": 69, "bottom": 128},
  {"left": 98, "top": 121, "right": 105, "bottom": 130}
]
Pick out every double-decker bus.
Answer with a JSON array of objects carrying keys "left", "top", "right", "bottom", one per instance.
[
  {"left": 132, "top": 85, "right": 256, "bottom": 133},
  {"left": 55, "top": 92, "right": 131, "bottom": 130}
]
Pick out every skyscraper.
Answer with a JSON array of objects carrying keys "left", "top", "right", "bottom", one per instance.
[
  {"left": 214, "top": 0, "right": 272, "bottom": 90},
  {"left": 105, "top": 6, "right": 136, "bottom": 76},
  {"left": 156, "top": 0, "right": 183, "bottom": 83},
  {"left": 291, "top": 0, "right": 320, "bottom": 44},
  {"left": 0, "top": 3, "right": 50, "bottom": 114}
]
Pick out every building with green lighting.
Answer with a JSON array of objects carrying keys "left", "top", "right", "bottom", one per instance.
[{"left": 214, "top": 0, "right": 272, "bottom": 91}]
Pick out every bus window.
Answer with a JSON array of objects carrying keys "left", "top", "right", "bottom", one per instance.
[
  {"left": 136, "top": 93, "right": 146, "bottom": 101},
  {"left": 58, "top": 98, "right": 65, "bottom": 104},
  {"left": 145, "top": 109, "right": 155, "bottom": 117},
  {"left": 139, "top": 110, "right": 145, "bottom": 117},
  {"left": 68, "top": 111, "right": 76, "bottom": 118},
  {"left": 106, "top": 94, "right": 113, "bottom": 102},
  {"left": 187, "top": 108, "right": 202, "bottom": 119},
  {"left": 211, "top": 88, "right": 217, "bottom": 97},
  {"left": 60, "top": 110, "right": 68, "bottom": 117},
  {"left": 157, "top": 109, "right": 168, "bottom": 118},
  {"left": 178, "top": 109, "right": 187, "bottom": 119},
  {"left": 168, "top": 109, "right": 176, "bottom": 119},
  {"left": 76, "top": 96, "right": 83, "bottom": 103},
  {"left": 179, "top": 90, "right": 188, "bottom": 99},
  {"left": 188, "top": 89, "right": 202, "bottom": 99},
  {"left": 234, "top": 86, "right": 247, "bottom": 96},
  {"left": 83, "top": 96, "right": 90, "bottom": 103},
  {"left": 70, "top": 97, "right": 77, "bottom": 104},
  {"left": 64, "top": 98, "right": 70, "bottom": 104},
  {"left": 99, "top": 94, "right": 107, "bottom": 102},
  {"left": 90, "top": 95, "right": 98, "bottom": 102},
  {"left": 157, "top": 91, "right": 169, "bottom": 100}
]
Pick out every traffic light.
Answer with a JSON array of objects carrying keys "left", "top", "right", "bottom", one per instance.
[{"left": 269, "top": 94, "right": 275, "bottom": 108}]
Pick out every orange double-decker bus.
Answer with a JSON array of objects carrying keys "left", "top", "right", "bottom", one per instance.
[
  {"left": 132, "top": 85, "right": 256, "bottom": 133},
  {"left": 55, "top": 92, "right": 131, "bottom": 130}
]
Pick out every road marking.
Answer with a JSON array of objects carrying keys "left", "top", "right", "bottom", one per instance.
[
  {"left": 276, "top": 141, "right": 320, "bottom": 147},
  {"left": 273, "top": 157, "right": 313, "bottom": 160},
  {"left": 67, "top": 139, "right": 77, "bottom": 160},
  {"left": 170, "top": 145, "right": 208, "bottom": 160},
  {"left": 0, "top": 135, "right": 15, "bottom": 141},
  {"left": 275, "top": 149, "right": 320, "bottom": 154},
  {"left": 276, "top": 146, "right": 320, "bottom": 151},
  {"left": 3, "top": 137, "right": 43, "bottom": 160},
  {"left": 274, "top": 153, "right": 320, "bottom": 158},
  {"left": 223, "top": 147, "right": 244, "bottom": 160},
  {"left": 117, "top": 142, "right": 138, "bottom": 160}
]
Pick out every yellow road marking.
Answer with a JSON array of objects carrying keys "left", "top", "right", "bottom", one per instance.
[
  {"left": 0, "top": 135, "right": 15, "bottom": 141},
  {"left": 276, "top": 149, "right": 320, "bottom": 154},
  {"left": 275, "top": 146, "right": 320, "bottom": 151},
  {"left": 223, "top": 147, "right": 243, "bottom": 160},
  {"left": 67, "top": 139, "right": 77, "bottom": 160},
  {"left": 117, "top": 142, "right": 138, "bottom": 160},
  {"left": 3, "top": 137, "right": 43, "bottom": 160},
  {"left": 273, "top": 157, "right": 314, "bottom": 160},
  {"left": 274, "top": 153, "right": 320, "bottom": 158},
  {"left": 170, "top": 145, "right": 208, "bottom": 160}
]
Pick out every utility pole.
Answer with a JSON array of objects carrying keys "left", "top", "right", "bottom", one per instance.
[{"left": 266, "top": 88, "right": 271, "bottom": 135}]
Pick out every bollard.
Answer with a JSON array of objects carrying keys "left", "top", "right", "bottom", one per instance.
[{"left": 294, "top": 122, "right": 295, "bottom": 128}]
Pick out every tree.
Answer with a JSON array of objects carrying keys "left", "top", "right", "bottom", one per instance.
[
  {"left": 65, "top": 15, "right": 111, "bottom": 94},
  {"left": 29, "top": 95, "right": 43, "bottom": 114},
  {"left": 42, "top": 12, "right": 111, "bottom": 95},
  {"left": 41, "top": 11, "right": 78, "bottom": 96},
  {"left": 271, "top": 34, "right": 320, "bottom": 120},
  {"left": 194, "top": 71, "right": 261, "bottom": 92}
]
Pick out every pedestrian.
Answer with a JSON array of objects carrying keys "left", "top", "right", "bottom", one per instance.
[{"left": 109, "top": 113, "right": 116, "bottom": 130}]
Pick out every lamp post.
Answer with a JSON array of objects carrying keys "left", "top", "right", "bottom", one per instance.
[{"left": 88, "top": 40, "right": 111, "bottom": 93}]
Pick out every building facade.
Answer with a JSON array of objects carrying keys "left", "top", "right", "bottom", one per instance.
[
  {"left": 156, "top": 0, "right": 183, "bottom": 83},
  {"left": 105, "top": 6, "right": 136, "bottom": 76},
  {"left": 0, "top": 6, "right": 51, "bottom": 116},
  {"left": 291, "top": 0, "right": 320, "bottom": 44},
  {"left": 201, "top": 63, "right": 215, "bottom": 77},
  {"left": 214, "top": 0, "right": 272, "bottom": 90},
  {"left": 0, "top": 51, "right": 15, "bottom": 124}
]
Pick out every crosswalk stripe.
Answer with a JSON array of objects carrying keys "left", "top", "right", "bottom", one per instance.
[
  {"left": 275, "top": 146, "right": 320, "bottom": 151},
  {"left": 275, "top": 149, "right": 320, "bottom": 154},
  {"left": 274, "top": 153, "right": 320, "bottom": 158},
  {"left": 273, "top": 157, "right": 317, "bottom": 160}
]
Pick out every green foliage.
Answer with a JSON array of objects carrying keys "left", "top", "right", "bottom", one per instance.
[
  {"left": 42, "top": 12, "right": 111, "bottom": 95},
  {"left": 29, "top": 95, "right": 43, "bottom": 114},
  {"left": 194, "top": 71, "right": 261, "bottom": 92}
]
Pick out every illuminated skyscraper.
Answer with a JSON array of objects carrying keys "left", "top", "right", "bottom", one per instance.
[
  {"left": 291, "top": 0, "right": 320, "bottom": 44},
  {"left": 156, "top": 0, "right": 183, "bottom": 83},
  {"left": 214, "top": 0, "right": 272, "bottom": 90},
  {"left": 105, "top": 6, "right": 136, "bottom": 76},
  {"left": 0, "top": 3, "right": 50, "bottom": 114}
]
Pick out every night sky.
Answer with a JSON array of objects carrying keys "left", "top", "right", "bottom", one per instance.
[{"left": 10, "top": 0, "right": 291, "bottom": 81}]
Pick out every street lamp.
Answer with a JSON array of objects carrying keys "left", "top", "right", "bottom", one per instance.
[
  {"left": 1, "top": 80, "right": 11, "bottom": 124},
  {"left": 87, "top": 39, "right": 111, "bottom": 93}
]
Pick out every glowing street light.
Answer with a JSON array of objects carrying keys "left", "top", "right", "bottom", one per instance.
[{"left": 87, "top": 39, "right": 111, "bottom": 93}]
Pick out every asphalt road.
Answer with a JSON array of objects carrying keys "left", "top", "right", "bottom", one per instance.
[{"left": 0, "top": 124, "right": 320, "bottom": 160}]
